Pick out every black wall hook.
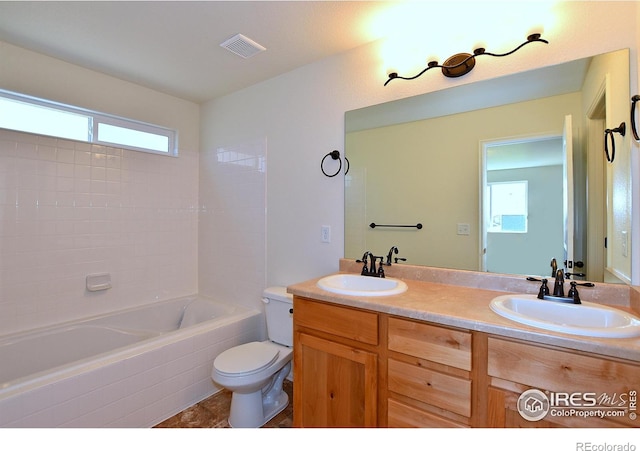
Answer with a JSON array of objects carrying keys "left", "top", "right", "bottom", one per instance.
[
  {"left": 604, "top": 122, "right": 625, "bottom": 163},
  {"left": 631, "top": 95, "right": 640, "bottom": 142},
  {"left": 321, "top": 150, "right": 349, "bottom": 177}
]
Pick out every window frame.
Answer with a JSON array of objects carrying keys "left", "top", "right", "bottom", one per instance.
[{"left": 0, "top": 88, "right": 178, "bottom": 156}]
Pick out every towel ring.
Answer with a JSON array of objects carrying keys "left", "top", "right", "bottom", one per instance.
[
  {"left": 604, "top": 122, "right": 625, "bottom": 163},
  {"left": 321, "top": 150, "right": 349, "bottom": 177},
  {"left": 631, "top": 95, "right": 640, "bottom": 141}
]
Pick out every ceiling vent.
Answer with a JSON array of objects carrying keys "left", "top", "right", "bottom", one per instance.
[{"left": 220, "top": 33, "right": 266, "bottom": 59}]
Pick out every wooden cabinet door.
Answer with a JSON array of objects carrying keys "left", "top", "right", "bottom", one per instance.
[
  {"left": 294, "top": 332, "right": 377, "bottom": 427},
  {"left": 487, "top": 386, "right": 630, "bottom": 428},
  {"left": 487, "top": 337, "right": 639, "bottom": 428}
]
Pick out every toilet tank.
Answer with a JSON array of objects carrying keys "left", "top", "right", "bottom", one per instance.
[{"left": 262, "top": 286, "right": 293, "bottom": 347}]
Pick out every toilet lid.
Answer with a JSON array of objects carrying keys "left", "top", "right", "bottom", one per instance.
[{"left": 215, "top": 342, "right": 280, "bottom": 376}]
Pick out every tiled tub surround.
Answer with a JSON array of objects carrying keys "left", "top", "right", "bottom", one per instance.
[
  {"left": 288, "top": 260, "right": 640, "bottom": 362},
  {"left": 0, "top": 296, "right": 262, "bottom": 427},
  {"left": 0, "top": 128, "right": 199, "bottom": 335}
]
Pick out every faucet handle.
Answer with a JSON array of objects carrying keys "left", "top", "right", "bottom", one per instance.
[
  {"left": 567, "top": 281, "right": 581, "bottom": 304},
  {"left": 538, "top": 278, "right": 549, "bottom": 299},
  {"left": 526, "top": 276, "right": 549, "bottom": 299},
  {"left": 377, "top": 258, "right": 386, "bottom": 277},
  {"left": 356, "top": 251, "right": 372, "bottom": 275},
  {"left": 567, "top": 280, "right": 595, "bottom": 304}
]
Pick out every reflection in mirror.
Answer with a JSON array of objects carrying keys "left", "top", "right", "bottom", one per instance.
[
  {"left": 481, "top": 135, "right": 566, "bottom": 277},
  {"left": 345, "top": 49, "right": 630, "bottom": 283}
]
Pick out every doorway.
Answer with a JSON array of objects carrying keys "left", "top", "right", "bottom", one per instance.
[{"left": 481, "top": 135, "right": 567, "bottom": 277}]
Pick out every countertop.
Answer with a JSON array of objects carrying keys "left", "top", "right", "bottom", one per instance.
[{"left": 287, "top": 262, "right": 640, "bottom": 362}]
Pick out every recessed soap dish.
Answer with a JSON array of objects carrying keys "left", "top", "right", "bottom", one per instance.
[{"left": 86, "top": 273, "right": 112, "bottom": 292}]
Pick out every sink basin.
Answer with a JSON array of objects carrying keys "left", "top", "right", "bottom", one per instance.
[
  {"left": 490, "top": 294, "right": 640, "bottom": 338},
  {"left": 317, "top": 274, "right": 408, "bottom": 297}
]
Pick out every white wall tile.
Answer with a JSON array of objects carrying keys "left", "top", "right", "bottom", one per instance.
[
  {"left": 0, "top": 129, "right": 198, "bottom": 334},
  {"left": 198, "top": 138, "right": 267, "bottom": 313}
]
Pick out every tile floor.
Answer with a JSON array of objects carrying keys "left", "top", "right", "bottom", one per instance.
[{"left": 154, "top": 380, "right": 293, "bottom": 428}]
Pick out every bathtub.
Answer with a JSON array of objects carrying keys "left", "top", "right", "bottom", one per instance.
[{"left": 0, "top": 296, "right": 263, "bottom": 427}]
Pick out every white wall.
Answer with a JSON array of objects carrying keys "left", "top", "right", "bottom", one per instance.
[
  {"left": 200, "top": 1, "right": 640, "bottom": 302},
  {"left": 0, "top": 43, "right": 200, "bottom": 334}
]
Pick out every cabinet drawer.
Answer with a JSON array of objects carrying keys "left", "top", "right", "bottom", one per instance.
[
  {"left": 488, "top": 337, "right": 640, "bottom": 394},
  {"left": 388, "top": 358, "right": 471, "bottom": 417},
  {"left": 387, "top": 399, "right": 467, "bottom": 428},
  {"left": 388, "top": 317, "right": 471, "bottom": 370},
  {"left": 294, "top": 297, "right": 378, "bottom": 345}
]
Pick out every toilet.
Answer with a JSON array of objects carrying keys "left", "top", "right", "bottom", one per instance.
[{"left": 212, "top": 287, "right": 293, "bottom": 428}]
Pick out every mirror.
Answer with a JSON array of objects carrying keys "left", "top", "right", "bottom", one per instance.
[{"left": 345, "top": 49, "right": 630, "bottom": 283}]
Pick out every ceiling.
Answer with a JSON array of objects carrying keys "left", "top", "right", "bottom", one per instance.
[{"left": 0, "top": 1, "right": 397, "bottom": 103}]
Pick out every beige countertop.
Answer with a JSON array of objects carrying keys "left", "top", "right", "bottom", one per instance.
[{"left": 287, "top": 261, "right": 640, "bottom": 362}]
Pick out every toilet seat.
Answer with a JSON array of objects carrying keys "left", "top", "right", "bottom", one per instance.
[{"left": 214, "top": 342, "right": 280, "bottom": 376}]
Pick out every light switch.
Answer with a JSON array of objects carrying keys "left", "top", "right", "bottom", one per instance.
[{"left": 457, "top": 223, "right": 470, "bottom": 236}]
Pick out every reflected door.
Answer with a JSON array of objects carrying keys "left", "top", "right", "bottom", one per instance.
[{"left": 482, "top": 135, "right": 566, "bottom": 276}]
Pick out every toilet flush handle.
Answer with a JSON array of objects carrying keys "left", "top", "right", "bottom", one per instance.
[{"left": 261, "top": 297, "right": 293, "bottom": 314}]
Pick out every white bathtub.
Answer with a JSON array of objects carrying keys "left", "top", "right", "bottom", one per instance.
[{"left": 0, "top": 296, "right": 263, "bottom": 427}]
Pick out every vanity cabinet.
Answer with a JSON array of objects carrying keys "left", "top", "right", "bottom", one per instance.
[
  {"left": 386, "top": 318, "right": 475, "bottom": 427},
  {"left": 292, "top": 296, "right": 483, "bottom": 427},
  {"left": 293, "top": 296, "right": 379, "bottom": 427},
  {"left": 293, "top": 294, "right": 639, "bottom": 428},
  {"left": 487, "top": 337, "right": 639, "bottom": 428}
]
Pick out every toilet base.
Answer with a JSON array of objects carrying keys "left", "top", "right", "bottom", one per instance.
[{"left": 227, "top": 362, "right": 291, "bottom": 428}]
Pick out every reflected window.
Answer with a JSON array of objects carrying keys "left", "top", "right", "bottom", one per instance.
[{"left": 488, "top": 181, "right": 528, "bottom": 233}]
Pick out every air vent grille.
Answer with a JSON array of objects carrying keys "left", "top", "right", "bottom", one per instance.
[{"left": 220, "top": 33, "right": 266, "bottom": 59}]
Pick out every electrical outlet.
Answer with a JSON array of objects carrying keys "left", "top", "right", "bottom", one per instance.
[{"left": 321, "top": 225, "right": 331, "bottom": 243}]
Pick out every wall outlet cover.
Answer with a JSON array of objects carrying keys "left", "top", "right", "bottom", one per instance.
[{"left": 321, "top": 225, "right": 331, "bottom": 243}]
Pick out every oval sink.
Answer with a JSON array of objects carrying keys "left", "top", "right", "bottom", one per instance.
[
  {"left": 490, "top": 294, "right": 640, "bottom": 338},
  {"left": 317, "top": 274, "right": 408, "bottom": 297}
]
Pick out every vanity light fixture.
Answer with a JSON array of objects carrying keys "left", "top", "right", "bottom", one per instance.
[{"left": 384, "top": 33, "right": 548, "bottom": 86}]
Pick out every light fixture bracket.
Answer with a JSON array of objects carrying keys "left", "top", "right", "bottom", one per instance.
[{"left": 441, "top": 53, "right": 475, "bottom": 78}]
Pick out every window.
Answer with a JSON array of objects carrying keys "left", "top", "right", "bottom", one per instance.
[
  {"left": 488, "top": 181, "right": 528, "bottom": 233},
  {"left": 0, "top": 89, "right": 177, "bottom": 156}
]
